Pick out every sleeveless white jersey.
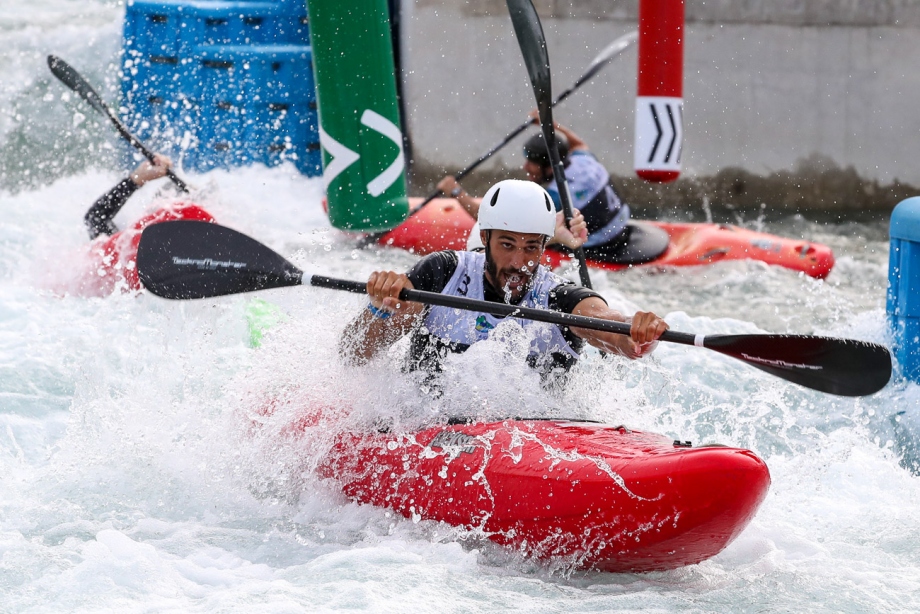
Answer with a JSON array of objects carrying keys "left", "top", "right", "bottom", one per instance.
[{"left": 421, "top": 251, "right": 580, "bottom": 361}]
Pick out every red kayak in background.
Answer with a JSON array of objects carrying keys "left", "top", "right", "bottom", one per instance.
[
  {"left": 376, "top": 198, "right": 835, "bottom": 279},
  {"left": 313, "top": 416, "right": 771, "bottom": 572},
  {"left": 71, "top": 202, "right": 215, "bottom": 296}
]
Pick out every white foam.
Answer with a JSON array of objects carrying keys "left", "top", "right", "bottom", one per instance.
[{"left": 1, "top": 4, "right": 919, "bottom": 611}]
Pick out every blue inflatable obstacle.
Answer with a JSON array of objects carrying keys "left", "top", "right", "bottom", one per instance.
[
  {"left": 887, "top": 196, "right": 920, "bottom": 381},
  {"left": 120, "top": 0, "right": 319, "bottom": 176},
  {"left": 191, "top": 44, "right": 319, "bottom": 172}
]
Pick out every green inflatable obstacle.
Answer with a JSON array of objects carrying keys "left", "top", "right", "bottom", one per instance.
[{"left": 308, "top": 0, "right": 409, "bottom": 232}]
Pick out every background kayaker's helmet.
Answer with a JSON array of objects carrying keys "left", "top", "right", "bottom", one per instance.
[
  {"left": 478, "top": 179, "right": 556, "bottom": 240},
  {"left": 467, "top": 221, "right": 485, "bottom": 251},
  {"left": 523, "top": 132, "right": 569, "bottom": 169}
]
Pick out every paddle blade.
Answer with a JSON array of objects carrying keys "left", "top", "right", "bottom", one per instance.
[
  {"left": 703, "top": 334, "right": 892, "bottom": 397},
  {"left": 506, "top": 0, "right": 552, "bottom": 111},
  {"left": 137, "top": 221, "right": 303, "bottom": 299},
  {"left": 47, "top": 55, "right": 109, "bottom": 117},
  {"left": 575, "top": 31, "right": 638, "bottom": 88}
]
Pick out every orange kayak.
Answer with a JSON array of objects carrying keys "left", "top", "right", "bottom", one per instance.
[{"left": 377, "top": 198, "right": 835, "bottom": 279}]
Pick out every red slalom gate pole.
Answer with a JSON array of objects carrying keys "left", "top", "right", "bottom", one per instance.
[{"left": 634, "top": 0, "right": 684, "bottom": 183}]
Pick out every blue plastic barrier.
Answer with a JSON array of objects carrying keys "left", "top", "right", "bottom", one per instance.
[
  {"left": 887, "top": 196, "right": 920, "bottom": 381},
  {"left": 123, "top": 0, "right": 282, "bottom": 105},
  {"left": 248, "top": 99, "right": 320, "bottom": 172},
  {"left": 124, "top": 0, "right": 286, "bottom": 56},
  {"left": 188, "top": 44, "right": 317, "bottom": 174},
  {"left": 120, "top": 0, "right": 318, "bottom": 176}
]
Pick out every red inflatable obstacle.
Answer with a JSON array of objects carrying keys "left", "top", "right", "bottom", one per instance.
[
  {"left": 317, "top": 418, "right": 770, "bottom": 572},
  {"left": 635, "top": 0, "right": 684, "bottom": 182},
  {"left": 375, "top": 198, "right": 835, "bottom": 279},
  {"left": 74, "top": 202, "right": 215, "bottom": 296}
]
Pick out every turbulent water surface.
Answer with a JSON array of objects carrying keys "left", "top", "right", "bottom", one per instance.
[{"left": 1, "top": 2, "right": 919, "bottom": 612}]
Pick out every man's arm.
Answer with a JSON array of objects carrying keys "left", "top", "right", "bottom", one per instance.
[
  {"left": 339, "top": 252, "right": 459, "bottom": 365},
  {"left": 84, "top": 154, "right": 172, "bottom": 239},
  {"left": 339, "top": 271, "right": 424, "bottom": 364},
  {"left": 85, "top": 179, "right": 139, "bottom": 239},
  {"left": 553, "top": 121, "right": 588, "bottom": 152},
  {"left": 436, "top": 175, "right": 480, "bottom": 219},
  {"left": 527, "top": 110, "right": 589, "bottom": 152},
  {"left": 569, "top": 297, "right": 669, "bottom": 358}
]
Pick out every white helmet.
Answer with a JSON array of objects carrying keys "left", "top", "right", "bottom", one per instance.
[
  {"left": 466, "top": 221, "right": 484, "bottom": 250},
  {"left": 478, "top": 179, "right": 557, "bottom": 239}
]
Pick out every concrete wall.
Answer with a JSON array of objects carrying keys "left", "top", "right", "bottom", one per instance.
[{"left": 399, "top": 0, "right": 920, "bottom": 201}]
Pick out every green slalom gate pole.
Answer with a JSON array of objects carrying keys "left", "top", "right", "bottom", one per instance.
[{"left": 307, "top": 0, "right": 409, "bottom": 231}]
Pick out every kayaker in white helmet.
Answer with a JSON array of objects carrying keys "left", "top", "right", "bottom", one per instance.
[
  {"left": 439, "top": 111, "right": 631, "bottom": 257},
  {"left": 340, "top": 179, "right": 668, "bottom": 387},
  {"left": 84, "top": 154, "right": 173, "bottom": 239}
]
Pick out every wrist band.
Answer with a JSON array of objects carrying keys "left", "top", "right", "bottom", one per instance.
[
  {"left": 450, "top": 186, "right": 463, "bottom": 198},
  {"left": 367, "top": 303, "right": 392, "bottom": 319}
]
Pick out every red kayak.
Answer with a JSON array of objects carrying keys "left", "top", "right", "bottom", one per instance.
[
  {"left": 313, "top": 417, "right": 770, "bottom": 572},
  {"left": 71, "top": 202, "right": 215, "bottom": 296},
  {"left": 377, "top": 198, "right": 835, "bottom": 279}
]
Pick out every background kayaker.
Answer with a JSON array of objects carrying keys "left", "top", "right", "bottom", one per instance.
[
  {"left": 437, "top": 173, "right": 589, "bottom": 251},
  {"left": 85, "top": 154, "right": 173, "bottom": 239},
  {"left": 438, "top": 111, "right": 631, "bottom": 258},
  {"left": 340, "top": 179, "right": 668, "bottom": 387}
]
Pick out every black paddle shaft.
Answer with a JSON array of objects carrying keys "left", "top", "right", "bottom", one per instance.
[
  {"left": 47, "top": 55, "right": 189, "bottom": 193},
  {"left": 136, "top": 221, "right": 892, "bottom": 397},
  {"left": 506, "top": 0, "right": 593, "bottom": 289},
  {"left": 309, "top": 277, "right": 891, "bottom": 397}
]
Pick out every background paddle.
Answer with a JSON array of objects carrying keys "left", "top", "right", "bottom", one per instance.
[
  {"left": 136, "top": 220, "right": 892, "bottom": 397},
  {"left": 506, "top": 0, "right": 593, "bottom": 289},
  {"left": 358, "top": 31, "right": 637, "bottom": 249},
  {"left": 47, "top": 55, "right": 190, "bottom": 193}
]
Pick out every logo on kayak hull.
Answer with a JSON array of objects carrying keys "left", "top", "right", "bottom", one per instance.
[{"left": 429, "top": 430, "right": 479, "bottom": 455}]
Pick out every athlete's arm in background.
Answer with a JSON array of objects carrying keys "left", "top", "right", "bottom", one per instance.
[
  {"left": 437, "top": 175, "right": 481, "bottom": 219},
  {"left": 129, "top": 154, "right": 172, "bottom": 187},
  {"left": 84, "top": 154, "right": 173, "bottom": 239},
  {"left": 339, "top": 271, "right": 425, "bottom": 365},
  {"left": 527, "top": 110, "right": 589, "bottom": 153}
]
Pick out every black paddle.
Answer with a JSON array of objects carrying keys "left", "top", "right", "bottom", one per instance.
[
  {"left": 136, "top": 221, "right": 892, "bottom": 397},
  {"left": 506, "top": 0, "right": 593, "bottom": 289},
  {"left": 357, "top": 31, "right": 637, "bottom": 250},
  {"left": 47, "top": 55, "right": 190, "bottom": 193}
]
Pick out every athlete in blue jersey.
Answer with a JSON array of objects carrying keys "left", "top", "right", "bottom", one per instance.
[
  {"left": 523, "top": 122, "right": 630, "bottom": 253},
  {"left": 438, "top": 115, "right": 631, "bottom": 259},
  {"left": 341, "top": 179, "right": 668, "bottom": 388},
  {"left": 438, "top": 172, "right": 589, "bottom": 252}
]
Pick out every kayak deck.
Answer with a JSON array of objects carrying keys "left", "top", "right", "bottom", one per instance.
[
  {"left": 377, "top": 198, "right": 835, "bottom": 279},
  {"left": 318, "top": 418, "right": 771, "bottom": 572}
]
